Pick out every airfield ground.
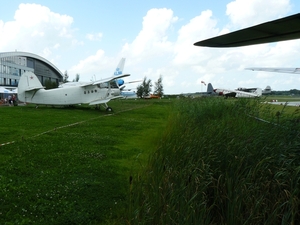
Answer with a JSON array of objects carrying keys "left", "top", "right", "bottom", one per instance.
[{"left": 0, "top": 96, "right": 299, "bottom": 224}]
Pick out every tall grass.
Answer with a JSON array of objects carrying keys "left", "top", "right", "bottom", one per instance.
[{"left": 127, "top": 97, "right": 300, "bottom": 224}]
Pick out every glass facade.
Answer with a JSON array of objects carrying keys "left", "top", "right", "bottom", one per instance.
[{"left": 0, "top": 52, "right": 63, "bottom": 87}]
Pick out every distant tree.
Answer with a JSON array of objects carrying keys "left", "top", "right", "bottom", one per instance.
[
  {"left": 290, "top": 89, "right": 300, "bottom": 95},
  {"left": 73, "top": 73, "right": 80, "bottom": 82},
  {"left": 63, "top": 70, "right": 69, "bottom": 83},
  {"left": 136, "top": 77, "right": 152, "bottom": 98},
  {"left": 44, "top": 79, "right": 58, "bottom": 89},
  {"left": 154, "top": 75, "right": 164, "bottom": 97}
]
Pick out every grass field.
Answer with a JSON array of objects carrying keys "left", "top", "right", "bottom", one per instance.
[
  {"left": 0, "top": 99, "right": 172, "bottom": 224},
  {"left": 1, "top": 96, "right": 300, "bottom": 224}
]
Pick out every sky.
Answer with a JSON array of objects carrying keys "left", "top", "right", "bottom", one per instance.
[{"left": 1, "top": 0, "right": 300, "bottom": 94}]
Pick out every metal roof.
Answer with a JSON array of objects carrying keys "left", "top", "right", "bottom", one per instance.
[{"left": 0, "top": 51, "right": 63, "bottom": 78}]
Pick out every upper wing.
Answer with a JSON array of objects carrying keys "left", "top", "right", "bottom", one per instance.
[
  {"left": 58, "top": 74, "right": 130, "bottom": 88},
  {"left": 194, "top": 13, "right": 300, "bottom": 48},
  {"left": 236, "top": 87, "right": 257, "bottom": 92},
  {"left": 86, "top": 74, "right": 130, "bottom": 86},
  {"left": 245, "top": 67, "right": 300, "bottom": 74}
]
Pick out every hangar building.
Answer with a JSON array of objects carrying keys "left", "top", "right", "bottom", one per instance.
[{"left": 0, "top": 51, "right": 63, "bottom": 88}]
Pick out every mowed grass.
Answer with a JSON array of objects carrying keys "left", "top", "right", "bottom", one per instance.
[{"left": 0, "top": 99, "right": 172, "bottom": 224}]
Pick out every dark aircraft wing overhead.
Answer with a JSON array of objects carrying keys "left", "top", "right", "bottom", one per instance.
[{"left": 194, "top": 13, "right": 300, "bottom": 47}]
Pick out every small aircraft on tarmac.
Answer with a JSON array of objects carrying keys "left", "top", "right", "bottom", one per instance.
[
  {"left": 18, "top": 71, "right": 130, "bottom": 111},
  {"left": 214, "top": 86, "right": 262, "bottom": 98},
  {"left": 236, "top": 86, "right": 271, "bottom": 94}
]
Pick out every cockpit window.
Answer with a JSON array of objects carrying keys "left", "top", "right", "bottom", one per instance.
[
  {"left": 110, "top": 80, "right": 119, "bottom": 89},
  {"left": 97, "top": 81, "right": 119, "bottom": 89}
]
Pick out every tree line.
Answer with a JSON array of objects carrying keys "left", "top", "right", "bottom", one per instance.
[{"left": 136, "top": 75, "right": 164, "bottom": 98}]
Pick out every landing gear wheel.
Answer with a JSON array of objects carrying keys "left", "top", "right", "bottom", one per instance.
[{"left": 106, "top": 107, "right": 113, "bottom": 112}]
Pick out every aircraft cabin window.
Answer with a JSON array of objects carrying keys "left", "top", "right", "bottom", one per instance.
[
  {"left": 98, "top": 83, "right": 108, "bottom": 88},
  {"left": 84, "top": 91, "right": 86, "bottom": 94}
]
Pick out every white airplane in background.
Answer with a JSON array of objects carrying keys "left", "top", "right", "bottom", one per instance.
[
  {"left": 18, "top": 71, "right": 130, "bottom": 112},
  {"left": 120, "top": 89, "right": 138, "bottom": 99},
  {"left": 214, "top": 87, "right": 262, "bottom": 98},
  {"left": 237, "top": 86, "right": 271, "bottom": 94},
  {"left": 113, "top": 58, "right": 141, "bottom": 98}
]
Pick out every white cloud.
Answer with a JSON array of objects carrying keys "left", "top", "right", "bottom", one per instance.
[
  {"left": 121, "top": 8, "right": 177, "bottom": 58},
  {"left": 226, "top": 0, "right": 291, "bottom": 28},
  {"left": 173, "top": 10, "right": 219, "bottom": 65},
  {"left": 0, "top": 3, "right": 74, "bottom": 57},
  {"left": 86, "top": 32, "right": 103, "bottom": 41},
  {"left": 67, "top": 50, "right": 130, "bottom": 82}
]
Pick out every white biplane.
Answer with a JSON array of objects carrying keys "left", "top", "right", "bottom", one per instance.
[{"left": 18, "top": 71, "right": 130, "bottom": 111}]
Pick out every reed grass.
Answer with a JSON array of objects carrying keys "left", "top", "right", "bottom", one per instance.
[{"left": 127, "top": 97, "right": 300, "bottom": 225}]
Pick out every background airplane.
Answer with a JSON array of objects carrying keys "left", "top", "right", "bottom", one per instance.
[
  {"left": 120, "top": 89, "right": 137, "bottom": 99},
  {"left": 237, "top": 86, "right": 271, "bottom": 94},
  {"left": 18, "top": 71, "right": 130, "bottom": 111},
  {"left": 214, "top": 86, "right": 262, "bottom": 98},
  {"left": 114, "top": 58, "right": 141, "bottom": 98}
]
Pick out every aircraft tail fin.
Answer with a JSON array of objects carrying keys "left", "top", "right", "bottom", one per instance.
[
  {"left": 254, "top": 88, "right": 262, "bottom": 97},
  {"left": 114, "top": 58, "right": 126, "bottom": 76},
  {"left": 18, "top": 72, "right": 44, "bottom": 101},
  {"left": 263, "top": 85, "right": 272, "bottom": 93},
  {"left": 207, "top": 83, "right": 213, "bottom": 93}
]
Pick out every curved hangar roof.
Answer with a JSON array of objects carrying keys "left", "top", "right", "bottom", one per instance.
[{"left": 0, "top": 51, "right": 63, "bottom": 78}]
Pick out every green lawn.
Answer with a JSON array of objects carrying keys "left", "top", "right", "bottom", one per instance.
[
  {"left": 1, "top": 97, "right": 299, "bottom": 224},
  {"left": 0, "top": 99, "right": 172, "bottom": 224}
]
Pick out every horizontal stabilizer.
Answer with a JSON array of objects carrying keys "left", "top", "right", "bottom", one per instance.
[{"left": 25, "top": 86, "right": 44, "bottom": 92}]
